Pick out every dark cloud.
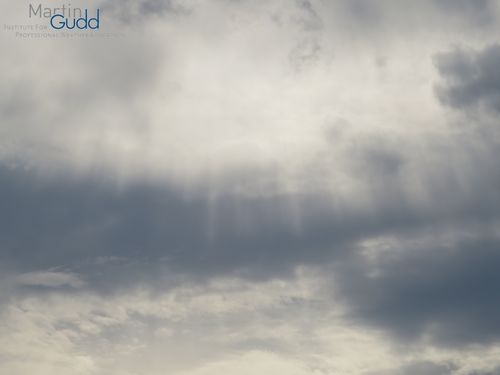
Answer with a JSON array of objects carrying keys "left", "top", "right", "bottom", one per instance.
[
  {"left": 343, "top": 0, "right": 382, "bottom": 27},
  {"left": 315, "top": 53, "right": 500, "bottom": 347},
  {"left": 432, "top": 0, "right": 494, "bottom": 25},
  {"left": 366, "top": 361, "right": 454, "bottom": 375},
  {"left": 2, "top": 126, "right": 500, "bottom": 301},
  {"left": 323, "top": 0, "right": 498, "bottom": 38},
  {"left": 0, "top": 161, "right": 406, "bottom": 290},
  {"left": 335, "top": 233, "right": 500, "bottom": 347},
  {"left": 435, "top": 44, "right": 500, "bottom": 114},
  {"left": 469, "top": 369, "right": 500, "bottom": 375},
  {"left": 0, "top": 164, "right": 352, "bottom": 290}
]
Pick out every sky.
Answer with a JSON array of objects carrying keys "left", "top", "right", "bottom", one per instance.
[{"left": 2, "top": 0, "right": 500, "bottom": 374}]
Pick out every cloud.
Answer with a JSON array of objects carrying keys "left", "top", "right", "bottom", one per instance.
[
  {"left": 100, "top": 0, "right": 189, "bottom": 24},
  {"left": 3, "top": 270, "right": 500, "bottom": 375},
  {"left": 334, "top": 232, "right": 500, "bottom": 347},
  {"left": 366, "top": 361, "right": 455, "bottom": 375},
  {"left": 15, "top": 271, "right": 85, "bottom": 289},
  {"left": 0, "top": 273, "right": 395, "bottom": 375},
  {"left": 435, "top": 44, "right": 500, "bottom": 114},
  {"left": 432, "top": 0, "right": 495, "bottom": 25},
  {"left": 3, "top": 0, "right": 500, "bottom": 373}
]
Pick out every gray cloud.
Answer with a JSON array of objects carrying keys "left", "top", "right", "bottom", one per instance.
[
  {"left": 334, "top": 233, "right": 500, "bottom": 347},
  {"left": 100, "top": 0, "right": 189, "bottom": 24},
  {"left": 0, "top": 139, "right": 495, "bottom": 280},
  {"left": 14, "top": 271, "right": 85, "bottom": 289},
  {"left": 436, "top": 44, "right": 500, "bottom": 114},
  {"left": 470, "top": 370, "right": 500, "bottom": 375},
  {"left": 366, "top": 361, "right": 455, "bottom": 375},
  {"left": 433, "top": 0, "right": 495, "bottom": 25},
  {"left": 325, "top": 43, "right": 500, "bottom": 348},
  {"left": 4, "top": 0, "right": 500, "bottom": 372}
]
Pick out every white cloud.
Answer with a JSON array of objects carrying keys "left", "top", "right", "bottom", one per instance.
[
  {"left": 15, "top": 271, "right": 85, "bottom": 289},
  {"left": 2, "top": 271, "right": 500, "bottom": 374}
]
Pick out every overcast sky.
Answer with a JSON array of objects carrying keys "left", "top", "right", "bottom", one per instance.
[{"left": 2, "top": 0, "right": 500, "bottom": 374}]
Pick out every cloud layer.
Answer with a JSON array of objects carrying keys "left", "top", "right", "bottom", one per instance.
[{"left": 2, "top": 0, "right": 500, "bottom": 374}]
